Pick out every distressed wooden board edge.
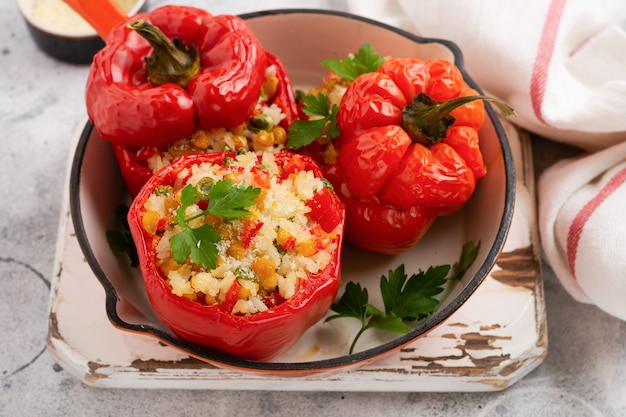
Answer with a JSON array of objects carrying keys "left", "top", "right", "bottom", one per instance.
[{"left": 46, "top": 122, "right": 547, "bottom": 392}]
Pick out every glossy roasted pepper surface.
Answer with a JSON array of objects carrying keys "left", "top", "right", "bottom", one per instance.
[
  {"left": 127, "top": 151, "right": 345, "bottom": 361},
  {"left": 86, "top": 5, "right": 269, "bottom": 148},
  {"left": 326, "top": 58, "right": 491, "bottom": 254},
  {"left": 86, "top": 6, "right": 299, "bottom": 196}
]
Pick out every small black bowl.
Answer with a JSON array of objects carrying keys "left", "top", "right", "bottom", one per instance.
[{"left": 17, "top": 0, "right": 147, "bottom": 64}]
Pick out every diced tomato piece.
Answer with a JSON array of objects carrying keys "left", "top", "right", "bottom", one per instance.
[
  {"left": 263, "top": 290, "right": 286, "bottom": 308},
  {"left": 252, "top": 165, "right": 271, "bottom": 188},
  {"left": 240, "top": 219, "right": 264, "bottom": 249},
  {"left": 281, "top": 154, "right": 308, "bottom": 177},
  {"left": 306, "top": 187, "right": 343, "bottom": 233},
  {"left": 136, "top": 146, "right": 159, "bottom": 162},
  {"left": 220, "top": 280, "right": 241, "bottom": 313}
]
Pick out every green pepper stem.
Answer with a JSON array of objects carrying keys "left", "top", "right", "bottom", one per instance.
[
  {"left": 402, "top": 93, "right": 516, "bottom": 145},
  {"left": 128, "top": 20, "right": 200, "bottom": 88}
]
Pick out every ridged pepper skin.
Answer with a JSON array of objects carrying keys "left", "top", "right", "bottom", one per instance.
[
  {"left": 86, "top": 5, "right": 269, "bottom": 149},
  {"left": 110, "top": 49, "right": 298, "bottom": 197},
  {"left": 127, "top": 152, "right": 345, "bottom": 361},
  {"left": 327, "top": 58, "right": 488, "bottom": 254}
]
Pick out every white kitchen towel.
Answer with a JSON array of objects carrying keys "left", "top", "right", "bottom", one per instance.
[
  {"left": 346, "top": 0, "right": 626, "bottom": 151},
  {"left": 347, "top": 0, "right": 626, "bottom": 320},
  {"left": 538, "top": 142, "right": 626, "bottom": 320}
]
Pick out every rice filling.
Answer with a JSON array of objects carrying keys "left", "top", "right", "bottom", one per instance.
[{"left": 143, "top": 151, "right": 339, "bottom": 315}]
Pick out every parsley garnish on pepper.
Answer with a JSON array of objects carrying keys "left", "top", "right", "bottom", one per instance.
[
  {"left": 320, "top": 43, "right": 385, "bottom": 81},
  {"left": 287, "top": 43, "right": 385, "bottom": 149},
  {"left": 170, "top": 180, "right": 261, "bottom": 269},
  {"left": 287, "top": 93, "right": 340, "bottom": 149},
  {"left": 326, "top": 241, "right": 480, "bottom": 354}
]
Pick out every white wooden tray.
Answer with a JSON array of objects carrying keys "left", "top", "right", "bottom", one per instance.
[{"left": 47, "top": 121, "right": 546, "bottom": 391}]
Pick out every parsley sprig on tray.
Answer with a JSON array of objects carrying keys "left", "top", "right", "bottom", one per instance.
[
  {"left": 170, "top": 180, "right": 260, "bottom": 270},
  {"left": 326, "top": 241, "right": 480, "bottom": 354},
  {"left": 106, "top": 204, "right": 139, "bottom": 268}
]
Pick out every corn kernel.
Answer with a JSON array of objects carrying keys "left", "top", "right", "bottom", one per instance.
[
  {"left": 251, "top": 258, "right": 278, "bottom": 291},
  {"left": 182, "top": 292, "right": 197, "bottom": 301},
  {"left": 276, "top": 228, "right": 295, "bottom": 250},
  {"left": 168, "top": 138, "right": 195, "bottom": 157},
  {"left": 254, "top": 189, "right": 267, "bottom": 212},
  {"left": 204, "top": 293, "right": 217, "bottom": 305},
  {"left": 272, "top": 126, "right": 287, "bottom": 145},
  {"left": 259, "top": 271, "right": 278, "bottom": 291},
  {"left": 224, "top": 172, "right": 240, "bottom": 183},
  {"left": 159, "top": 258, "right": 180, "bottom": 276},
  {"left": 191, "top": 130, "right": 210, "bottom": 149},
  {"left": 142, "top": 211, "right": 160, "bottom": 235},
  {"left": 232, "top": 134, "right": 248, "bottom": 150},
  {"left": 251, "top": 257, "right": 275, "bottom": 274},
  {"left": 218, "top": 223, "right": 235, "bottom": 240},
  {"left": 296, "top": 239, "right": 317, "bottom": 257},
  {"left": 227, "top": 240, "right": 246, "bottom": 260},
  {"left": 232, "top": 123, "right": 246, "bottom": 136},
  {"left": 263, "top": 76, "right": 279, "bottom": 99},
  {"left": 176, "top": 264, "right": 191, "bottom": 276},
  {"left": 238, "top": 284, "right": 252, "bottom": 300},
  {"left": 164, "top": 195, "right": 179, "bottom": 213},
  {"left": 254, "top": 130, "right": 275, "bottom": 148}
]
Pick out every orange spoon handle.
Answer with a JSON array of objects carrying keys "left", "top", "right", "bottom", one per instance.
[{"left": 62, "top": 0, "right": 128, "bottom": 40}]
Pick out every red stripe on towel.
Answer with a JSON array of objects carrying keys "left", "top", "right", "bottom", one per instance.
[
  {"left": 530, "top": 0, "right": 567, "bottom": 125},
  {"left": 567, "top": 166, "right": 626, "bottom": 279}
]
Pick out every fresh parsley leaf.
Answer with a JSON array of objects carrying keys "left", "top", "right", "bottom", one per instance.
[
  {"left": 300, "top": 92, "right": 334, "bottom": 117},
  {"left": 106, "top": 230, "right": 128, "bottom": 253},
  {"left": 321, "top": 43, "right": 385, "bottom": 81},
  {"left": 106, "top": 204, "right": 139, "bottom": 267},
  {"left": 177, "top": 184, "right": 197, "bottom": 224},
  {"left": 169, "top": 179, "right": 261, "bottom": 269},
  {"left": 189, "top": 225, "right": 220, "bottom": 268},
  {"left": 286, "top": 43, "right": 384, "bottom": 150},
  {"left": 450, "top": 241, "right": 481, "bottom": 280},
  {"left": 326, "top": 241, "right": 480, "bottom": 354},
  {"left": 381, "top": 265, "right": 448, "bottom": 321},
  {"left": 208, "top": 179, "right": 260, "bottom": 219},
  {"left": 287, "top": 118, "right": 330, "bottom": 149},
  {"left": 366, "top": 312, "right": 409, "bottom": 334},
  {"left": 170, "top": 224, "right": 220, "bottom": 269},
  {"left": 326, "top": 282, "right": 409, "bottom": 354},
  {"left": 326, "top": 281, "right": 370, "bottom": 325},
  {"left": 287, "top": 93, "right": 340, "bottom": 149},
  {"left": 294, "top": 89, "right": 307, "bottom": 103}
]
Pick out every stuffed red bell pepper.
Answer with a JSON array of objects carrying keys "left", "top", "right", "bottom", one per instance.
[
  {"left": 288, "top": 45, "right": 514, "bottom": 254},
  {"left": 127, "top": 150, "right": 345, "bottom": 361},
  {"left": 86, "top": 5, "right": 298, "bottom": 196}
]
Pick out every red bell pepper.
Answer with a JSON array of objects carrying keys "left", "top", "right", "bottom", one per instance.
[
  {"left": 87, "top": 5, "right": 264, "bottom": 148},
  {"left": 322, "top": 57, "right": 513, "bottom": 254},
  {"left": 127, "top": 151, "right": 345, "bottom": 361},
  {"left": 85, "top": 5, "right": 298, "bottom": 196},
  {"left": 111, "top": 48, "right": 298, "bottom": 197}
]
